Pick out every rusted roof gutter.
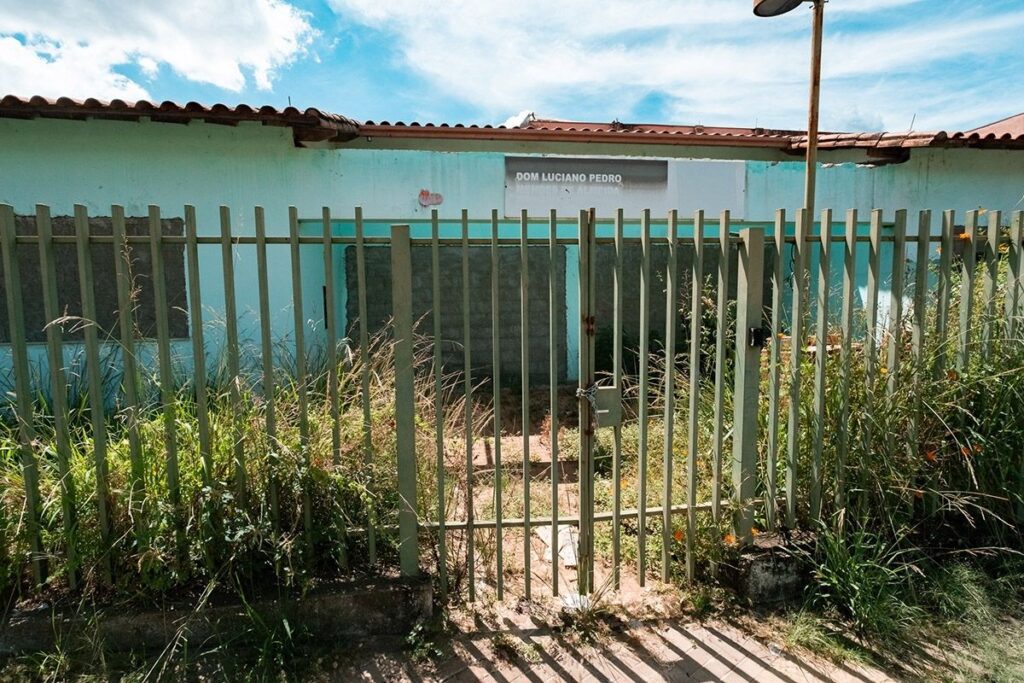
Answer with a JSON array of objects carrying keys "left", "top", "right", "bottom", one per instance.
[
  {"left": 358, "top": 119, "right": 795, "bottom": 150},
  {"left": 790, "top": 128, "right": 1024, "bottom": 151}
]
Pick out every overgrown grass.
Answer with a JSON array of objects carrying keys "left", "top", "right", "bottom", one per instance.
[
  {"left": 0, "top": 322, "right": 481, "bottom": 605},
  {"left": 2, "top": 228, "right": 1024, "bottom": 680}
]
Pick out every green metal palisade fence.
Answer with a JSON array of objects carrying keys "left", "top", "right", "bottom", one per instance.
[{"left": 0, "top": 203, "right": 1022, "bottom": 599}]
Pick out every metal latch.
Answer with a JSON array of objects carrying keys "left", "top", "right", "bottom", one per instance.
[
  {"left": 594, "top": 385, "right": 622, "bottom": 428},
  {"left": 748, "top": 327, "right": 769, "bottom": 348}
]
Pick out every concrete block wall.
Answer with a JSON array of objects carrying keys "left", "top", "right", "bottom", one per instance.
[
  {"left": 345, "top": 244, "right": 568, "bottom": 383},
  {"left": 345, "top": 240, "right": 777, "bottom": 385}
]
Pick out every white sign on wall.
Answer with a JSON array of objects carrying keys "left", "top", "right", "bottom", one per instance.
[{"left": 504, "top": 155, "right": 745, "bottom": 219}]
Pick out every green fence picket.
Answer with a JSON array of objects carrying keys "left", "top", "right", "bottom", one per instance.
[
  {"left": 149, "top": 205, "right": 185, "bottom": 559},
  {"left": 912, "top": 211, "right": 933, "bottom": 512},
  {"left": 1008, "top": 212, "right": 1024, "bottom": 340},
  {"left": 391, "top": 223, "right": 419, "bottom": 578},
  {"left": 865, "top": 210, "right": 883, "bottom": 385},
  {"left": 356, "top": 206, "right": 380, "bottom": 565},
  {"left": 887, "top": 210, "right": 907, "bottom": 395},
  {"left": 686, "top": 210, "right": 705, "bottom": 582},
  {"left": 836, "top": 209, "right": 858, "bottom": 510},
  {"left": 322, "top": 208, "right": 342, "bottom": 468},
  {"left": 461, "top": 209, "right": 475, "bottom": 601},
  {"left": 766, "top": 209, "right": 785, "bottom": 528},
  {"left": 611, "top": 208, "right": 624, "bottom": 590},
  {"left": 957, "top": 211, "right": 979, "bottom": 372},
  {"left": 74, "top": 205, "right": 113, "bottom": 582},
  {"left": 549, "top": 208, "right": 562, "bottom": 596},
  {"left": 431, "top": 209, "right": 446, "bottom": 598},
  {"left": 934, "top": 210, "right": 956, "bottom": 378},
  {"left": 712, "top": 210, "right": 731, "bottom": 522},
  {"left": 255, "top": 208, "right": 280, "bottom": 532},
  {"left": 490, "top": 209, "right": 504, "bottom": 599},
  {"left": 577, "top": 208, "right": 597, "bottom": 594},
  {"left": 911, "top": 212, "right": 932, "bottom": 380},
  {"left": 786, "top": 208, "right": 809, "bottom": 526},
  {"left": 36, "top": 205, "right": 78, "bottom": 587},
  {"left": 288, "top": 207, "right": 314, "bottom": 561},
  {"left": 184, "top": 206, "right": 213, "bottom": 489},
  {"left": 1, "top": 204, "right": 46, "bottom": 584},
  {"left": 322, "top": 207, "right": 348, "bottom": 570},
  {"left": 184, "top": 205, "right": 217, "bottom": 567},
  {"left": 732, "top": 228, "right": 764, "bottom": 543},
  {"left": 661, "top": 210, "right": 678, "bottom": 581},
  {"left": 810, "top": 209, "right": 831, "bottom": 522},
  {"left": 982, "top": 210, "right": 1001, "bottom": 362},
  {"left": 112, "top": 205, "right": 145, "bottom": 541},
  {"left": 520, "top": 209, "right": 532, "bottom": 599},
  {"left": 220, "top": 207, "right": 247, "bottom": 507},
  {"left": 637, "top": 208, "right": 651, "bottom": 585}
]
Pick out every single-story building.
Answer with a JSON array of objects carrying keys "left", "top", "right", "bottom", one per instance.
[{"left": 1, "top": 95, "right": 1023, "bottom": 384}]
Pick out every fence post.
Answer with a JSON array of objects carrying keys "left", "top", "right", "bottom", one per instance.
[
  {"left": 1007, "top": 211, "right": 1023, "bottom": 340},
  {"left": 0, "top": 204, "right": 46, "bottom": 585},
  {"left": 578, "top": 208, "right": 596, "bottom": 595},
  {"left": 391, "top": 223, "right": 420, "bottom": 577},
  {"left": 732, "top": 228, "right": 765, "bottom": 544}
]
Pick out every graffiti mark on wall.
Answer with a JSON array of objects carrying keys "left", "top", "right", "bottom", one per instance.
[{"left": 418, "top": 189, "right": 443, "bottom": 207}]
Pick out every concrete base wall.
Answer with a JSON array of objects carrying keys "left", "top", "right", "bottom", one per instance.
[{"left": 0, "top": 576, "right": 433, "bottom": 656}]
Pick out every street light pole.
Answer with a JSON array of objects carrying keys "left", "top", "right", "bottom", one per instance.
[
  {"left": 753, "top": 0, "right": 826, "bottom": 223},
  {"left": 804, "top": 0, "right": 825, "bottom": 225}
]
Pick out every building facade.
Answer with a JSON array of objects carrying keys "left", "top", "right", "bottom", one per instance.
[{"left": 1, "top": 97, "right": 1023, "bottom": 384}]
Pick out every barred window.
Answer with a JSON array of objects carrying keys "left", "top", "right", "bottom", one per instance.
[{"left": 0, "top": 214, "right": 189, "bottom": 343}]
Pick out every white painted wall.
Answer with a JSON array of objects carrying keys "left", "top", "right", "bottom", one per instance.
[{"left": 505, "top": 158, "right": 746, "bottom": 219}]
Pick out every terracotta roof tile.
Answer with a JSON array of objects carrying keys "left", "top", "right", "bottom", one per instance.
[
  {"left": 0, "top": 94, "right": 360, "bottom": 142},
  {"left": 3, "top": 96, "right": 1023, "bottom": 153}
]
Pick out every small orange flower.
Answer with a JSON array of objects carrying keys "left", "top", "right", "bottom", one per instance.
[
  {"left": 924, "top": 449, "right": 938, "bottom": 463},
  {"left": 961, "top": 446, "right": 972, "bottom": 458},
  {"left": 724, "top": 533, "right": 737, "bottom": 546},
  {"left": 751, "top": 527, "right": 761, "bottom": 537},
  {"left": 947, "top": 370, "right": 959, "bottom": 381},
  {"left": 674, "top": 529, "right": 684, "bottom": 543},
  {"left": 959, "top": 232, "right": 972, "bottom": 241}
]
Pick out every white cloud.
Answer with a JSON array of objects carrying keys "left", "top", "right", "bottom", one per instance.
[
  {"left": 0, "top": 0, "right": 316, "bottom": 100},
  {"left": 328, "top": 0, "right": 1024, "bottom": 131}
]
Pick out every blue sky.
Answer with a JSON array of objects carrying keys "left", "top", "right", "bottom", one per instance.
[{"left": 1, "top": 0, "right": 1022, "bottom": 132}]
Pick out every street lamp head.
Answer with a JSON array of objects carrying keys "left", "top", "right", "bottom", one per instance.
[{"left": 752, "top": 0, "right": 806, "bottom": 17}]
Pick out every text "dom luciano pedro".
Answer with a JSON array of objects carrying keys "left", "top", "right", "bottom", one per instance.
[{"left": 514, "top": 171, "right": 623, "bottom": 184}]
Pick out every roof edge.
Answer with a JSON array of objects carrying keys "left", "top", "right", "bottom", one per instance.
[
  {"left": 3, "top": 95, "right": 1023, "bottom": 153},
  {"left": 0, "top": 95, "right": 360, "bottom": 143}
]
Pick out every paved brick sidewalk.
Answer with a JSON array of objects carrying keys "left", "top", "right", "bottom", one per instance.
[{"left": 428, "top": 617, "right": 892, "bottom": 683}]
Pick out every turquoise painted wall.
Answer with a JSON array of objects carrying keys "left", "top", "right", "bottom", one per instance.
[
  {"left": 0, "top": 117, "right": 507, "bottom": 384},
  {"left": 2, "top": 116, "right": 1023, "bottom": 389},
  {"left": 745, "top": 149, "right": 1024, "bottom": 220}
]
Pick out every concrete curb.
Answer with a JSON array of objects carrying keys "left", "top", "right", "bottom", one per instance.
[{"left": 0, "top": 576, "right": 433, "bottom": 656}]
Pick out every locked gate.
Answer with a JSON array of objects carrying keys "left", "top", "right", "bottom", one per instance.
[{"left": 386, "top": 207, "right": 769, "bottom": 601}]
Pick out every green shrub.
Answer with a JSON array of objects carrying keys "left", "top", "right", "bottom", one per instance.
[{"left": 802, "top": 519, "right": 922, "bottom": 642}]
